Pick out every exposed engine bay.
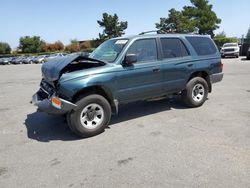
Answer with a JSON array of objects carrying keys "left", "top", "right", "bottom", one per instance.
[
  {"left": 61, "top": 57, "right": 105, "bottom": 74},
  {"left": 41, "top": 55, "right": 106, "bottom": 82}
]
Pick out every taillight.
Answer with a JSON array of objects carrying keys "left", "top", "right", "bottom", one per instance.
[{"left": 220, "top": 61, "right": 224, "bottom": 72}]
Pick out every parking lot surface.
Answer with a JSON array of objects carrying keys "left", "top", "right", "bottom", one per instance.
[{"left": 0, "top": 57, "right": 250, "bottom": 187}]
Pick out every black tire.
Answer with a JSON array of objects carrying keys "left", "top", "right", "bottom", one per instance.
[
  {"left": 182, "top": 77, "right": 208, "bottom": 108},
  {"left": 67, "top": 94, "right": 111, "bottom": 137}
]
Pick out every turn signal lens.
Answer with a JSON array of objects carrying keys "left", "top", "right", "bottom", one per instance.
[{"left": 51, "top": 97, "right": 62, "bottom": 109}]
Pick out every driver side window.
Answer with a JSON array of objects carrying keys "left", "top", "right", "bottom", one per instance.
[{"left": 126, "top": 39, "right": 157, "bottom": 63}]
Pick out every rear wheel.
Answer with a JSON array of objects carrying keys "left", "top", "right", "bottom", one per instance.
[
  {"left": 182, "top": 77, "right": 208, "bottom": 108},
  {"left": 67, "top": 94, "right": 111, "bottom": 137}
]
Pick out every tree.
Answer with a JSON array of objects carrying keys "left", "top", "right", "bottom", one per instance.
[
  {"left": 156, "top": 8, "right": 196, "bottom": 33},
  {"left": 52, "top": 41, "right": 64, "bottom": 51},
  {"left": 246, "top": 27, "right": 250, "bottom": 40},
  {"left": 65, "top": 39, "right": 80, "bottom": 52},
  {"left": 70, "top": 39, "right": 79, "bottom": 45},
  {"left": 41, "top": 41, "right": 64, "bottom": 52},
  {"left": 156, "top": 0, "right": 221, "bottom": 37},
  {"left": 215, "top": 31, "right": 226, "bottom": 38},
  {"left": 213, "top": 31, "right": 237, "bottom": 47},
  {"left": 182, "top": 0, "right": 221, "bottom": 37},
  {"left": 0, "top": 42, "right": 11, "bottom": 54},
  {"left": 19, "top": 36, "right": 45, "bottom": 53},
  {"left": 97, "top": 13, "right": 128, "bottom": 41},
  {"left": 65, "top": 44, "right": 80, "bottom": 53}
]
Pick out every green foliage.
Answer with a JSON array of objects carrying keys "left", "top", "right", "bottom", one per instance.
[
  {"left": 19, "top": 36, "right": 45, "bottom": 53},
  {"left": 97, "top": 13, "right": 128, "bottom": 41},
  {"left": 246, "top": 27, "right": 250, "bottom": 40},
  {"left": 213, "top": 37, "right": 238, "bottom": 48},
  {"left": 213, "top": 31, "right": 237, "bottom": 47},
  {"left": 0, "top": 42, "right": 11, "bottom": 54},
  {"left": 156, "top": 8, "right": 196, "bottom": 33},
  {"left": 156, "top": 0, "right": 221, "bottom": 37},
  {"left": 70, "top": 39, "right": 79, "bottom": 45},
  {"left": 215, "top": 31, "right": 226, "bottom": 38}
]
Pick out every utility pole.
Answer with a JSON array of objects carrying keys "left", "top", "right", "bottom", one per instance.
[{"left": 240, "top": 35, "right": 244, "bottom": 56}]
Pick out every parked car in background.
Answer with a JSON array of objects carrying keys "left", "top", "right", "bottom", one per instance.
[
  {"left": 34, "top": 55, "right": 48, "bottom": 64},
  {"left": 12, "top": 56, "right": 26, "bottom": 64},
  {"left": 22, "top": 56, "right": 36, "bottom": 64},
  {"left": 220, "top": 43, "right": 240, "bottom": 58},
  {"left": 32, "top": 34, "right": 223, "bottom": 137},
  {"left": 247, "top": 46, "right": 250, "bottom": 60},
  {"left": 0, "top": 57, "right": 11, "bottom": 65},
  {"left": 46, "top": 53, "right": 67, "bottom": 60}
]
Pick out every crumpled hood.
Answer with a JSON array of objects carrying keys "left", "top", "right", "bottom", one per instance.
[
  {"left": 41, "top": 55, "right": 79, "bottom": 82},
  {"left": 41, "top": 54, "right": 105, "bottom": 82}
]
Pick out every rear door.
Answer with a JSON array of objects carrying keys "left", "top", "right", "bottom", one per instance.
[
  {"left": 159, "top": 37, "right": 194, "bottom": 93},
  {"left": 116, "top": 38, "right": 163, "bottom": 103}
]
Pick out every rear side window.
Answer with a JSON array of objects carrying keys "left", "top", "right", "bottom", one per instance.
[
  {"left": 160, "top": 38, "right": 189, "bottom": 59},
  {"left": 186, "top": 36, "right": 217, "bottom": 56}
]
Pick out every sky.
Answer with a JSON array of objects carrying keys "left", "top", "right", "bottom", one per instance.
[{"left": 1, "top": 0, "right": 249, "bottom": 48}]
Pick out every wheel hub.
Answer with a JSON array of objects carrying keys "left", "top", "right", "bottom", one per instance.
[
  {"left": 79, "top": 103, "right": 104, "bottom": 129},
  {"left": 192, "top": 83, "right": 205, "bottom": 102},
  {"left": 86, "top": 110, "right": 95, "bottom": 121}
]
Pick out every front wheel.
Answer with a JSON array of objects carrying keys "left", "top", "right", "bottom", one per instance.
[
  {"left": 67, "top": 94, "right": 111, "bottom": 137},
  {"left": 182, "top": 77, "right": 208, "bottom": 108}
]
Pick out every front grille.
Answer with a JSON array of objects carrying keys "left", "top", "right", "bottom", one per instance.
[
  {"left": 40, "top": 80, "right": 54, "bottom": 96},
  {"left": 224, "top": 48, "right": 235, "bottom": 52}
]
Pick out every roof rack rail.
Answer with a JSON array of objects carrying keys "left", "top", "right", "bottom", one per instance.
[
  {"left": 139, "top": 30, "right": 159, "bottom": 35},
  {"left": 139, "top": 23, "right": 177, "bottom": 35},
  {"left": 139, "top": 23, "right": 200, "bottom": 35}
]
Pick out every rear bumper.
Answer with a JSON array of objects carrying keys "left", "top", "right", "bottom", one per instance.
[
  {"left": 210, "top": 72, "right": 223, "bottom": 84},
  {"left": 31, "top": 90, "right": 77, "bottom": 115}
]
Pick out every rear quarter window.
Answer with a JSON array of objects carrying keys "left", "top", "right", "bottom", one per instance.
[
  {"left": 186, "top": 36, "right": 217, "bottom": 56},
  {"left": 160, "top": 38, "right": 190, "bottom": 59}
]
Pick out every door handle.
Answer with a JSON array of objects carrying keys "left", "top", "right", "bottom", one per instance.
[
  {"left": 153, "top": 68, "right": 160, "bottom": 72},
  {"left": 187, "top": 63, "right": 193, "bottom": 67}
]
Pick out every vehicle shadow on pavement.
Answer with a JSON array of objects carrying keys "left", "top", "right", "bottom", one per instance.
[
  {"left": 110, "top": 97, "right": 186, "bottom": 125},
  {"left": 24, "top": 112, "right": 80, "bottom": 142},
  {"left": 24, "top": 97, "right": 187, "bottom": 142}
]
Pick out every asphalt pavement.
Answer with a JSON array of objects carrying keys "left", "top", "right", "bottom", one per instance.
[{"left": 0, "top": 57, "right": 250, "bottom": 188}]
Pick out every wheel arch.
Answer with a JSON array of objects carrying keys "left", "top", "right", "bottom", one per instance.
[
  {"left": 72, "top": 85, "right": 118, "bottom": 114},
  {"left": 188, "top": 71, "right": 212, "bottom": 92}
]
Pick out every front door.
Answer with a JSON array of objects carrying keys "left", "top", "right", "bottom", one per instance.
[{"left": 116, "top": 38, "right": 163, "bottom": 103}]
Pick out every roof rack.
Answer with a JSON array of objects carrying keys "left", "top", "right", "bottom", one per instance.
[
  {"left": 139, "top": 23, "right": 177, "bottom": 35},
  {"left": 139, "top": 30, "right": 159, "bottom": 35},
  {"left": 139, "top": 23, "right": 200, "bottom": 35}
]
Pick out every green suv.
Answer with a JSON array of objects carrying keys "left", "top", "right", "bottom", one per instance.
[{"left": 32, "top": 33, "right": 223, "bottom": 137}]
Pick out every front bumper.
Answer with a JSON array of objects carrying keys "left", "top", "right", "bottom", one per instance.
[
  {"left": 210, "top": 72, "right": 223, "bottom": 84},
  {"left": 31, "top": 89, "right": 77, "bottom": 115},
  {"left": 221, "top": 51, "right": 239, "bottom": 56}
]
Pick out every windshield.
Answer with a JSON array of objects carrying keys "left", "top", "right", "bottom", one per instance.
[
  {"left": 90, "top": 39, "right": 128, "bottom": 63},
  {"left": 223, "top": 43, "right": 238, "bottom": 47}
]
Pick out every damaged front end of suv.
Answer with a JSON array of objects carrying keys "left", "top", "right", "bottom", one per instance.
[{"left": 31, "top": 54, "right": 108, "bottom": 115}]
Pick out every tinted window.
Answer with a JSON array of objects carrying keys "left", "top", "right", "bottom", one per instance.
[
  {"left": 127, "top": 39, "right": 157, "bottom": 63},
  {"left": 186, "top": 36, "right": 217, "bottom": 56},
  {"left": 160, "top": 38, "right": 189, "bottom": 59}
]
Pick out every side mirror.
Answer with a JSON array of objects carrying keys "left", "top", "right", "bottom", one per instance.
[{"left": 124, "top": 54, "right": 137, "bottom": 66}]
